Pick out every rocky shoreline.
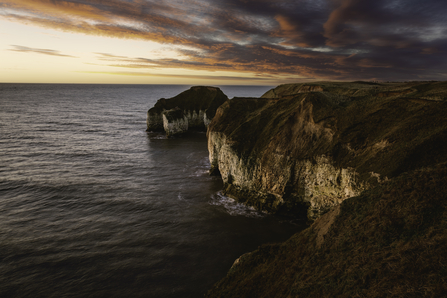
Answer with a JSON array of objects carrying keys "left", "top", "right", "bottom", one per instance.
[
  {"left": 207, "top": 81, "right": 447, "bottom": 221},
  {"left": 147, "top": 81, "right": 447, "bottom": 297}
]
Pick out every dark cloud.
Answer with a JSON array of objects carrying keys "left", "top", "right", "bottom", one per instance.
[
  {"left": 323, "top": 0, "right": 447, "bottom": 48},
  {"left": 9, "top": 45, "right": 78, "bottom": 57},
  {"left": 2, "top": 0, "right": 447, "bottom": 81}
]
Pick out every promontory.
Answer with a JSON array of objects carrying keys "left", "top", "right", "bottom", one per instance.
[
  {"left": 147, "top": 81, "right": 447, "bottom": 297},
  {"left": 208, "top": 81, "right": 447, "bottom": 221}
]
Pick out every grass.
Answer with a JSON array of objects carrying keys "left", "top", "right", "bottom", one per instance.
[
  {"left": 206, "top": 81, "right": 447, "bottom": 297},
  {"left": 207, "top": 81, "right": 447, "bottom": 215},
  {"left": 206, "top": 165, "right": 447, "bottom": 297},
  {"left": 150, "top": 86, "right": 228, "bottom": 115},
  {"left": 147, "top": 86, "right": 228, "bottom": 131}
]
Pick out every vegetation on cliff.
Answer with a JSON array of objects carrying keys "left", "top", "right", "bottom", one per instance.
[
  {"left": 207, "top": 81, "right": 447, "bottom": 219},
  {"left": 206, "top": 81, "right": 447, "bottom": 297},
  {"left": 146, "top": 86, "right": 228, "bottom": 134},
  {"left": 206, "top": 164, "right": 447, "bottom": 298}
]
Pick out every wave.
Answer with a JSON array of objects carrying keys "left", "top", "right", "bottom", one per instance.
[{"left": 209, "top": 192, "right": 264, "bottom": 218}]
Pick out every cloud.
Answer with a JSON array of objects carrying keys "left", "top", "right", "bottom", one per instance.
[
  {"left": 2, "top": 0, "right": 447, "bottom": 81},
  {"left": 9, "top": 45, "right": 78, "bottom": 57},
  {"left": 78, "top": 70, "right": 275, "bottom": 82},
  {"left": 323, "top": 0, "right": 447, "bottom": 47}
]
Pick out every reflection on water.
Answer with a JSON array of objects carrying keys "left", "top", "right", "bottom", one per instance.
[{"left": 0, "top": 84, "right": 305, "bottom": 298}]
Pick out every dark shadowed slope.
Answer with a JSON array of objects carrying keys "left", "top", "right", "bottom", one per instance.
[{"left": 207, "top": 164, "right": 447, "bottom": 298}]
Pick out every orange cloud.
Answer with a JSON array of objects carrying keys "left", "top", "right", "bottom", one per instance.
[
  {"left": 2, "top": 0, "right": 112, "bottom": 22},
  {"left": 273, "top": 14, "right": 311, "bottom": 47},
  {"left": 1, "top": 0, "right": 210, "bottom": 47},
  {"left": 1, "top": 0, "right": 446, "bottom": 82},
  {"left": 275, "top": 15, "right": 296, "bottom": 32}
]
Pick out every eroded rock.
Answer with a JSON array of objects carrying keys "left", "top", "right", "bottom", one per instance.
[
  {"left": 146, "top": 86, "right": 228, "bottom": 136},
  {"left": 162, "top": 107, "right": 189, "bottom": 137},
  {"left": 207, "top": 81, "right": 447, "bottom": 221}
]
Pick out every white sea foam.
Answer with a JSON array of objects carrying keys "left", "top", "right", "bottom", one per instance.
[
  {"left": 188, "top": 157, "right": 211, "bottom": 177},
  {"left": 209, "top": 192, "right": 264, "bottom": 218},
  {"left": 147, "top": 133, "right": 168, "bottom": 139},
  {"left": 191, "top": 169, "right": 210, "bottom": 177}
]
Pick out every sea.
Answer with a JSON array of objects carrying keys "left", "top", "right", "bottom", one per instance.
[{"left": 0, "top": 84, "right": 305, "bottom": 298}]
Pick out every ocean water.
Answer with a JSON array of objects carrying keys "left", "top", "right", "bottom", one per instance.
[{"left": 0, "top": 84, "right": 304, "bottom": 298}]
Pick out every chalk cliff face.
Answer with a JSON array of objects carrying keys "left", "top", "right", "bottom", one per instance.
[
  {"left": 162, "top": 107, "right": 189, "bottom": 137},
  {"left": 208, "top": 81, "right": 447, "bottom": 220},
  {"left": 147, "top": 86, "right": 228, "bottom": 136}
]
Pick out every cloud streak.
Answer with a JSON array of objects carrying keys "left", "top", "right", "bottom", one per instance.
[
  {"left": 79, "top": 70, "right": 276, "bottom": 82},
  {"left": 9, "top": 45, "right": 78, "bottom": 57},
  {"left": 1, "top": 0, "right": 447, "bottom": 81}
]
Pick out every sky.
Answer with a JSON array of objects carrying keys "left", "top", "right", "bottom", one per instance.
[{"left": 1, "top": 0, "right": 447, "bottom": 85}]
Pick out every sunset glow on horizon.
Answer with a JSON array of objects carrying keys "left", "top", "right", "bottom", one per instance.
[{"left": 1, "top": 0, "right": 446, "bottom": 85}]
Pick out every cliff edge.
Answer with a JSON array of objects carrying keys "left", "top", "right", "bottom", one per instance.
[
  {"left": 207, "top": 81, "right": 447, "bottom": 220},
  {"left": 147, "top": 86, "right": 228, "bottom": 137},
  {"left": 206, "top": 164, "right": 447, "bottom": 297}
]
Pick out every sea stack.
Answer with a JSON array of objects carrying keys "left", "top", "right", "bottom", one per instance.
[{"left": 147, "top": 86, "right": 228, "bottom": 136}]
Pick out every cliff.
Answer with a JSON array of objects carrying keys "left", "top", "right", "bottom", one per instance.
[
  {"left": 207, "top": 81, "right": 447, "bottom": 220},
  {"left": 147, "top": 86, "right": 228, "bottom": 137},
  {"left": 206, "top": 164, "right": 447, "bottom": 297}
]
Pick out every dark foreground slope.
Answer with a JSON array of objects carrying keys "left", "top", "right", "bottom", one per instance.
[
  {"left": 207, "top": 165, "right": 447, "bottom": 298},
  {"left": 208, "top": 81, "right": 447, "bottom": 220}
]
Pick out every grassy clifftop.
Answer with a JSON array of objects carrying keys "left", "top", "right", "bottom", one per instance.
[
  {"left": 206, "top": 81, "right": 447, "bottom": 296},
  {"left": 207, "top": 81, "right": 447, "bottom": 218},
  {"left": 148, "top": 86, "right": 228, "bottom": 120},
  {"left": 214, "top": 81, "right": 447, "bottom": 179},
  {"left": 207, "top": 165, "right": 447, "bottom": 297},
  {"left": 147, "top": 86, "right": 228, "bottom": 133}
]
